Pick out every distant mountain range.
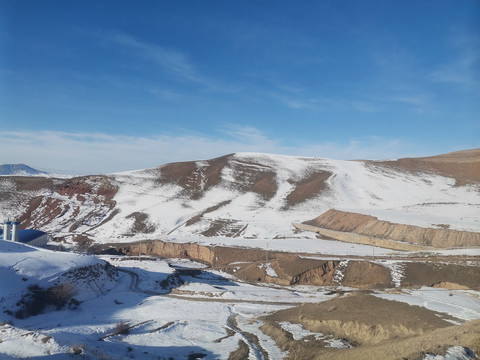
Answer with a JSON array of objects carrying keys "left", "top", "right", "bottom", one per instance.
[
  {"left": 0, "top": 164, "right": 48, "bottom": 176},
  {"left": 0, "top": 149, "right": 479, "bottom": 248}
]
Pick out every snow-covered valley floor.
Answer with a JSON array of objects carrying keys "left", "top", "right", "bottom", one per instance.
[{"left": 1, "top": 240, "right": 479, "bottom": 359}]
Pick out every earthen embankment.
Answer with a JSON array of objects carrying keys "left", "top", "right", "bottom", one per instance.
[{"left": 301, "top": 209, "right": 480, "bottom": 249}]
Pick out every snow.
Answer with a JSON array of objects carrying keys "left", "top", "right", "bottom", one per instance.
[
  {"left": 0, "top": 324, "right": 69, "bottom": 358},
  {"left": 1, "top": 240, "right": 479, "bottom": 359},
  {"left": 374, "top": 287, "right": 480, "bottom": 322},
  {"left": 278, "top": 321, "right": 351, "bottom": 348},
  {"left": 0, "top": 240, "right": 109, "bottom": 302},
  {"left": 2, "top": 152, "right": 478, "bottom": 261},
  {"left": 279, "top": 321, "right": 323, "bottom": 340},
  {"left": 0, "top": 243, "right": 342, "bottom": 359},
  {"left": 424, "top": 346, "right": 478, "bottom": 360},
  {"left": 0, "top": 152, "right": 479, "bottom": 358},
  {"left": 55, "top": 152, "right": 479, "bottom": 246},
  {"left": 377, "top": 260, "right": 407, "bottom": 287},
  {"left": 258, "top": 263, "right": 278, "bottom": 277}
]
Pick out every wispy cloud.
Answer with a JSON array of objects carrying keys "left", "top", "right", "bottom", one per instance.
[
  {"left": 270, "top": 92, "right": 383, "bottom": 113},
  {"left": 428, "top": 29, "right": 480, "bottom": 88},
  {"left": 101, "top": 30, "right": 226, "bottom": 90},
  {"left": 429, "top": 53, "right": 480, "bottom": 87},
  {"left": 382, "top": 93, "right": 438, "bottom": 115},
  {"left": 0, "top": 129, "right": 430, "bottom": 175}
]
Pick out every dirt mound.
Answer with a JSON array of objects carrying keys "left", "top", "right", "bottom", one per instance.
[
  {"left": 266, "top": 294, "right": 454, "bottom": 345},
  {"left": 276, "top": 255, "right": 327, "bottom": 277},
  {"left": 403, "top": 262, "right": 480, "bottom": 289},
  {"left": 369, "top": 148, "right": 480, "bottom": 186},
  {"left": 342, "top": 262, "right": 392, "bottom": 289},
  {"left": 304, "top": 209, "right": 480, "bottom": 248},
  {"left": 261, "top": 293, "right": 480, "bottom": 359}
]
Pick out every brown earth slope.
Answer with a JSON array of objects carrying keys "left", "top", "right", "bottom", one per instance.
[
  {"left": 304, "top": 209, "right": 480, "bottom": 248},
  {"left": 368, "top": 148, "right": 480, "bottom": 186},
  {"left": 261, "top": 293, "right": 480, "bottom": 360}
]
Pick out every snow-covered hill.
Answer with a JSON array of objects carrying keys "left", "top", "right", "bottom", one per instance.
[
  {"left": 0, "top": 151, "right": 479, "bottom": 247},
  {"left": 0, "top": 240, "right": 117, "bottom": 308},
  {"left": 0, "top": 164, "right": 48, "bottom": 177}
]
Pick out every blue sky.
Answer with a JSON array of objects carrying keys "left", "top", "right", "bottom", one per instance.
[{"left": 1, "top": 0, "right": 479, "bottom": 174}]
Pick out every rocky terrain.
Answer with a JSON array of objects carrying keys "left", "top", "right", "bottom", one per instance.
[{"left": 0, "top": 149, "right": 479, "bottom": 247}]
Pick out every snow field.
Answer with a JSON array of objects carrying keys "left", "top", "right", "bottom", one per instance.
[
  {"left": 85, "top": 153, "right": 480, "bottom": 245},
  {"left": 278, "top": 321, "right": 351, "bottom": 348},
  {"left": 374, "top": 288, "right": 480, "bottom": 323}
]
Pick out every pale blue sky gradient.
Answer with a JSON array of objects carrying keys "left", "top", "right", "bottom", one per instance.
[{"left": 1, "top": 1, "right": 479, "bottom": 174}]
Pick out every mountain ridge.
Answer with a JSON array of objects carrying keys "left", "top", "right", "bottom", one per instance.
[
  {"left": 0, "top": 164, "right": 48, "bottom": 176},
  {"left": 0, "top": 150, "right": 478, "bottom": 249}
]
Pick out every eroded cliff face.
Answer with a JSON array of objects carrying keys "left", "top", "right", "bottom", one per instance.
[
  {"left": 98, "top": 240, "right": 480, "bottom": 290},
  {"left": 122, "top": 241, "right": 216, "bottom": 265},
  {"left": 305, "top": 209, "right": 480, "bottom": 248}
]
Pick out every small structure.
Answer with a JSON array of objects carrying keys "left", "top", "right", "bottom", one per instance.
[
  {"left": 1, "top": 221, "right": 49, "bottom": 246},
  {"left": 2, "top": 220, "right": 11, "bottom": 240},
  {"left": 17, "top": 229, "right": 49, "bottom": 246}
]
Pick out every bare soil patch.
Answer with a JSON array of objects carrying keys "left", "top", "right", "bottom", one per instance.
[
  {"left": 185, "top": 200, "right": 232, "bottom": 226},
  {"left": 155, "top": 154, "right": 231, "bottom": 199},
  {"left": 229, "top": 159, "right": 278, "bottom": 200},
  {"left": 261, "top": 293, "right": 480, "bottom": 359},
  {"left": 285, "top": 171, "right": 332, "bottom": 207},
  {"left": 11, "top": 176, "right": 55, "bottom": 191},
  {"left": 368, "top": 148, "right": 480, "bottom": 186},
  {"left": 200, "top": 219, "right": 246, "bottom": 237},
  {"left": 342, "top": 261, "right": 392, "bottom": 289},
  {"left": 228, "top": 340, "right": 249, "bottom": 360},
  {"left": 403, "top": 262, "right": 480, "bottom": 289},
  {"left": 125, "top": 212, "right": 156, "bottom": 235}
]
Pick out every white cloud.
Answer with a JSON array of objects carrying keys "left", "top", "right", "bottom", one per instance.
[{"left": 0, "top": 128, "right": 439, "bottom": 175}]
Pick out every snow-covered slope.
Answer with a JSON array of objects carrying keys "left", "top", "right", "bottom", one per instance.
[
  {"left": 96, "top": 152, "right": 480, "bottom": 242},
  {"left": 0, "top": 240, "right": 117, "bottom": 307},
  {"left": 0, "top": 164, "right": 48, "bottom": 176},
  {"left": 0, "top": 151, "right": 479, "bottom": 246}
]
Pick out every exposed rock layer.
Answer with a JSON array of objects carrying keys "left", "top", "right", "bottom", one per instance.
[
  {"left": 97, "top": 240, "right": 480, "bottom": 289},
  {"left": 304, "top": 209, "right": 480, "bottom": 248}
]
